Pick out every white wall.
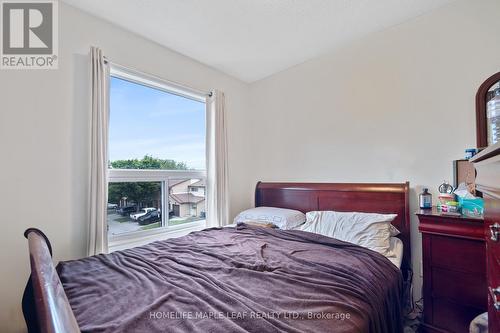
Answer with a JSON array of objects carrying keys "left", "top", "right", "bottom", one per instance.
[
  {"left": 246, "top": 0, "right": 500, "bottom": 303},
  {"left": 0, "top": 3, "right": 251, "bottom": 332}
]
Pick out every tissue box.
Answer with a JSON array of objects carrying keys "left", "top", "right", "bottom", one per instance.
[{"left": 458, "top": 197, "right": 484, "bottom": 217}]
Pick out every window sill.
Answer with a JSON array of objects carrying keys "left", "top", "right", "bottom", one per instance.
[{"left": 108, "top": 220, "right": 206, "bottom": 252}]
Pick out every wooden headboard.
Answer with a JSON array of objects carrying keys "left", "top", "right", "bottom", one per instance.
[{"left": 255, "top": 181, "right": 411, "bottom": 273}]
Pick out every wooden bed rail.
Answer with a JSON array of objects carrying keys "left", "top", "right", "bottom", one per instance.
[{"left": 24, "top": 228, "right": 80, "bottom": 333}]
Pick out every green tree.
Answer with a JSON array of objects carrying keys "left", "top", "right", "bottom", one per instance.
[
  {"left": 109, "top": 155, "right": 188, "bottom": 210},
  {"left": 109, "top": 182, "right": 160, "bottom": 208},
  {"left": 110, "top": 155, "right": 188, "bottom": 170}
]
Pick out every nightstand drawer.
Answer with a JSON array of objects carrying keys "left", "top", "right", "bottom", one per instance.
[
  {"left": 431, "top": 235, "right": 485, "bottom": 274},
  {"left": 432, "top": 298, "right": 485, "bottom": 333},
  {"left": 431, "top": 267, "right": 487, "bottom": 309}
]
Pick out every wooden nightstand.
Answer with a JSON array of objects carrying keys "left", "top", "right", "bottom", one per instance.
[{"left": 416, "top": 208, "right": 487, "bottom": 332}]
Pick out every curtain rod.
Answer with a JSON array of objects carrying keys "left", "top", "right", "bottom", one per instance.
[{"left": 103, "top": 57, "right": 212, "bottom": 98}]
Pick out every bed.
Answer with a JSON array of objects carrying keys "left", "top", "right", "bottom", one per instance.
[{"left": 23, "top": 182, "right": 410, "bottom": 333}]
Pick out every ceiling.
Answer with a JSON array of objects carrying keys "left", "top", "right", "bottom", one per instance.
[{"left": 62, "top": 0, "right": 456, "bottom": 83}]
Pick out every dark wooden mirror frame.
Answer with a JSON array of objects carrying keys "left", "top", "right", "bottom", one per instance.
[{"left": 476, "top": 71, "right": 500, "bottom": 148}]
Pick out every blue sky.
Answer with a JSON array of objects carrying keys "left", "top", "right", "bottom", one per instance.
[{"left": 109, "top": 77, "right": 206, "bottom": 170}]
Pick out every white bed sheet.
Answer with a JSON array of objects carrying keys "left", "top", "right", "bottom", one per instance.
[{"left": 387, "top": 237, "right": 403, "bottom": 268}]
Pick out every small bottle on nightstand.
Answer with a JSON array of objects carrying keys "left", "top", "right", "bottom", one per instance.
[{"left": 419, "top": 188, "right": 432, "bottom": 209}]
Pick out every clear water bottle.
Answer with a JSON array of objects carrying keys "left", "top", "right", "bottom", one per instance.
[{"left": 487, "top": 88, "right": 500, "bottom": 145}]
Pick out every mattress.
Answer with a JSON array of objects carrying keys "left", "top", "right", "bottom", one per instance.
[{"left": 58, "top": 224, "right": 403, "bottom": 333}]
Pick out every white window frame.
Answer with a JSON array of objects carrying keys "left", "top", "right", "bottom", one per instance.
[
  {"left": 110, "top": 63, "right": 206, "bottom": 103},
  {"left": 108, "top": 64, "right": 208, "bottom": 246}
]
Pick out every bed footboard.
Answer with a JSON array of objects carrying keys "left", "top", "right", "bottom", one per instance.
[{"left": 23, "top": 228, "right": 80, "bottom": 333}]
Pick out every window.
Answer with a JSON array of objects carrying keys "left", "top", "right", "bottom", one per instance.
[{"left": 107, "top": 65, "right": 207, "bottom": 240}]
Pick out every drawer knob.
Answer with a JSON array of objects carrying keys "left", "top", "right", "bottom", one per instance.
[
  {"left": 489, "top": 287, "right": 500, "bottom": 311},
  {"left": 490, "top": 223, "right": 500, "bottom": 242}
]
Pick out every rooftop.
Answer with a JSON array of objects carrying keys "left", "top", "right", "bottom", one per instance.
[
  {"left": 189, "top": 179, "right": 205, "bottom": 187},
  {"left": 169, "top": 193, "right": 205, "bottom": 204}
]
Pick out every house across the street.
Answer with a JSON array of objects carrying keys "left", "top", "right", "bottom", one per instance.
[{"left": 169, "top": 179, "right": 206, "bottom": 218}]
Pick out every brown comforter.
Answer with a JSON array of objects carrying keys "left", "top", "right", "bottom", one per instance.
[{"left": 57, "top": 224, "right": 403, "bottom": 333}]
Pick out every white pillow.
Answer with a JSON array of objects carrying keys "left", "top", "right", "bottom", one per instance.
[
  {"left": 299, "top": 211, "right": 398, "bottom": 256},
  {"left": 234, "top": 207, "right": 306, "bottom": 230}
]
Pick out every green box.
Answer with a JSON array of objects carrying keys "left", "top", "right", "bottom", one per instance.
[{"left": 458, "top": 197, "right": 484, "bottom": 217}]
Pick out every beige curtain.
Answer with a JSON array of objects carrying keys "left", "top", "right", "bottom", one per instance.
[
  {"left": 88, "top": 47, "right": 109, "bottom": 255},
  {"left": 206, "top": 90, "right": 229, "bottom": 227}
]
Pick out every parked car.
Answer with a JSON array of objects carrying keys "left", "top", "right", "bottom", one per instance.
[
  {"left": 116, "top": 205, "right": 137, "bottom": 216},
  {"left": 130, "top": 207, "right": 157, "bottom": 220},
  {"left": 138, "top": 210, "right": 161, "bottom": 225},
  {"left": 107, "top": 203, "right": 118, "bottom": 209}
]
